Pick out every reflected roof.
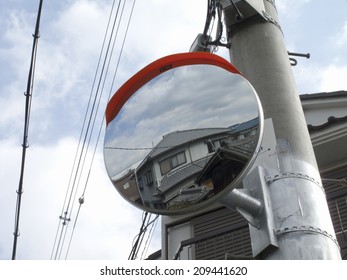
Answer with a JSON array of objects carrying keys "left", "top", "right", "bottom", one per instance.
[
  {"left": 229, "top": 117, "right": 259, "bottom": 133},
  {"left": 148, "top": 127, "right": 231, "bottom": 159}
]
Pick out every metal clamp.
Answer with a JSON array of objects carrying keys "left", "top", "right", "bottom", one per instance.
[
  {"left": 274, "top": 225, "right": 339, "bottom": 246},
  {"left": 265, "top": 172, "right": 324, "bottom": 191},
  {"left": 261, "top": 11, "right": 282, "bottom": 33}
]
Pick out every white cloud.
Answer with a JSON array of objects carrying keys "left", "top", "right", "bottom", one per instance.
[
  {"left": 0, "top": 136, "right": 155, "bottom": 260},
  {"left": 50, "top": 0, "right": 109, "bottom": 61},
  {"left": 0, "top": 10, "right": 37, "bottom": 137},
  {"left": 0, "top": 1, "right": 118, "bottom": 145},
  {"left": 319, "top": 64, "right": 347, "bottom": 92},
  {"left": 277, "top": 0, "right": 312, "bottom": 19},
  {"left": 292, "top": 62, "right": 347, "bottom": 95},
  {"left": 122, "top": 0, "right": 206, "bottom": 66},
  {"left": 334, "top": 21, "right": 347, "bottom": 48},
  {"left": 0, "top": 10, "right": 33, "bottom": 75}
]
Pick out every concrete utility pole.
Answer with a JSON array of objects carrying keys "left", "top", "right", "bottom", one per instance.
[{"left": 223, "top": 0, "right": 341, "bottom": 259}]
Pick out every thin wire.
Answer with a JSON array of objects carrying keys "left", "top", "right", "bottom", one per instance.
[
  {"left": 64, "top": 200, "right": 83, "bottom": 260},
  {"left": 63, "top": 0, "right": 137, "bottom": 259},
  {"left": 129, "top": 212, "right": 150, "bottom": 260},
  {"left": 63, "top": 0, "right": 128, "bottom": 257},
  {"left": 140, "top": 215, "right": 159, "bottom": 259},
  {"left": 62, "top": 0, "right": 122, "bottom": 253},
  {"left": 67, "top": 0, "right": 128, "bottom": 222},
  {"left": 51, "top": 0, "right": 122, "bottom": 259},
  {"left": 134, "top": 217, "right": 151, "bottom": 259},
  {"left": 203, "top": 0, "right": 216, "bottom": 36},
  {"left": 65, "top": 0, "right": 121, "bottom": 225},
  {"left": 51, "top": 0, "right": 119, "bottom": 258},
  {"left": 129, "top": 212, "right": 159, "bottom": 260},
  {"left": 12, "top": 0, "right": 43, "bottom": 260}
]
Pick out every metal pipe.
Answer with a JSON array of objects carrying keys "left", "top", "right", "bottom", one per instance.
[{"left": 220, "top": 188, "right": 262, "bottom": 216}]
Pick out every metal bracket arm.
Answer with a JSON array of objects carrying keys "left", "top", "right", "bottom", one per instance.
[{"left": 220, "top": 188, "right": 262, "bottom": 228}]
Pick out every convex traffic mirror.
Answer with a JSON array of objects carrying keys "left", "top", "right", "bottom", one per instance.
[{"left": 104, "top": 52, "right": 263, "bottom": 215}]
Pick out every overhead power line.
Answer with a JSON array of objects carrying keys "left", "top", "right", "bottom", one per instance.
[
  {"left": 51, "top": 0, "right": 123, "bottom": 259},
  {"left": 12, "top": 0, "right": 44, "bottom": 260},
  {"left": 63, "top": 0, "right": 137, "bottom": 260},
  {"left": 129, "top": 212, "right": 159, "bottom": 260},
  {"left": 50, "top": 0, "right": 123, "bottom": 260},
  {"left": 51, "top": 0, "right": 137, "bottom": 260}
]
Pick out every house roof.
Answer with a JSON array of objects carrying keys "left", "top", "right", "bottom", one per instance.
[
  {"left": 300, "top": 90, "right": 347, "bottom": 100},
  {"left": 229, "top": 117, "right": 259, "bottom": 133},
  {"left": 148, "top": 118, "right": 259, "bottom": 160},
  {"left": 300, "top": 90, "right": 347, "bottom": 171},
  {"left": 148, "top": 127, "right": 231, "bottom": 159},
  {"left": 300, "top": 90, "right": 347, "bottom": 132},
  {"left": 135, "top": 127, "right": 231, "bottom": 173}
]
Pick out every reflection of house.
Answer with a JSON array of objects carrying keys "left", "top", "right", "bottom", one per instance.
[
  {"left": 116, "top": 118, "right": 259, "bottom": 210},
  {"left": 138, "top": 127, "right": 230, "bottom": 210},
  {"left": 113, "top": 169, "right": 141, "bottom": 204},
  {"left": 148, "top": 91, "right": 347, "bottom": 260},
  {"left": 196, "top": 118, "right": 258, "bottom": 194}
]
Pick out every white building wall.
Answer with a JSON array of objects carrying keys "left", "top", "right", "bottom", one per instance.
[{"left": 166, "top": 221, "right": 191, "bottom": 259}]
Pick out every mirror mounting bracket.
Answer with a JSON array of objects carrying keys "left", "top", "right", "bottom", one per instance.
[
  {"left": 220, "top": 165, "right": 279, "bottom": 258},
  {"left": 220, "top": 188, "right": 261, "bottom": 228},
  {"left": 244, "top": 166, "right": 279, "bottom": 257}
]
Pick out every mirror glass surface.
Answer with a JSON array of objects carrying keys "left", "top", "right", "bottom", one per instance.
[{"left": 104, "top": 61, "right": 263, "bottom": 215}]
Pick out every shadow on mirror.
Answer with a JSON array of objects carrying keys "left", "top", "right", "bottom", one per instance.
[{"left": 104, "top": 53, "right": 263, "bottom": 215}]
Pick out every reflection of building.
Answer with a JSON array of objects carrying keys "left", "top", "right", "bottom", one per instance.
[
  {"left": 113, "top": 118, "right": 259, "bottom": 210},
  {"left": 147, "top": 91, "right": 347, "bottom": 260},
  {"left": 196, "top": 118, "right": 258, "bottom": 193},
  {"left": 113, "top": 169, "right": 141, "bottom": 204}
]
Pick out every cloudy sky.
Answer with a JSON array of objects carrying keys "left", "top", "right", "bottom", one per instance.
[{"left": 1, "top": 0, "right": 347, "bottom": 260}]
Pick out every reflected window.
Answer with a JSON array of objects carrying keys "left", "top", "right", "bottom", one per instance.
[
  {"left": 160, "top": 151, "right": 187, "bottom": 175},
  {"left": 144, "top": 170, "right": 154, "bottom": 186}
]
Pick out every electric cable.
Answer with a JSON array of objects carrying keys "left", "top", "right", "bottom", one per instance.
[
  {"left": 54, "top": 0, "right": 137, "bottom": 260},
  {"left": 140, "top": 215, "right": 159, "bottom": 260},
  {"left": 64, "top": 0, "right": 137, "bottom": 260},
  {"left": 201, "top": 0, "right": 229, "bottom": 52},
  {"left": 67, "top": 0, "right": 129, "bottom": 222},
  {"left": 50, "top": 0, "right": 120, "bottom": 259},
  {"left": 12, "top": 0, "right": 43, "bottom": 260},
  {"left": 63, "top": 0, "right": 128, "bottom": 258},
  {"left": 129, "top": 211, "right": 149, "bottom": 260},
  {"left": 128, "top": 212, "right": 159, "bottom": 260},
  {"left": 51, "top": 0, "right": 123, "bottom": 259},
  {"left": 203, "top": 0, "right": 216, "bottom": 36}
]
